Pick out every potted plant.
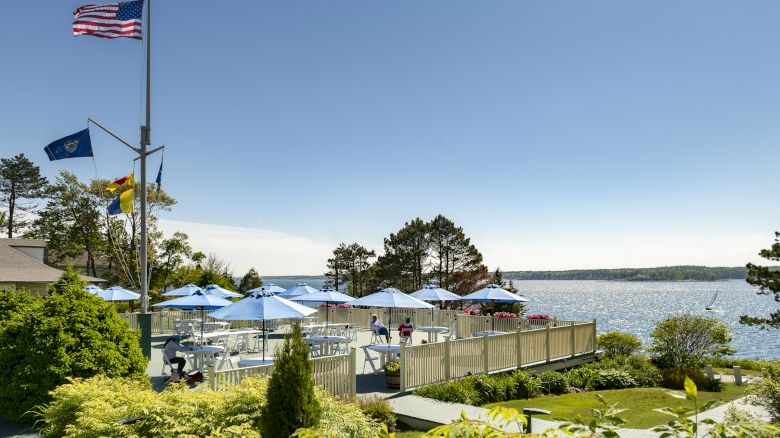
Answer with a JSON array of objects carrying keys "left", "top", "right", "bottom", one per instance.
[{"left": 385, "top": 361, "right": 401, "bottom": 389}]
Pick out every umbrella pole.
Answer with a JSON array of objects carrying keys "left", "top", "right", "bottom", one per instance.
[
  {"left": 262, "top": 320, "right": 266, "bottom": 361},
  {"left": 200, "top": 308, "right": 205, "bottom": 346}
]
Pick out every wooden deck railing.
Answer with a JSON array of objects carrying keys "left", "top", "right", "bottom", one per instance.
[
  {"left": 207, "top": 348, "right": 357, "bottom": 398},
  {"left": 399, "top": 320, "right": 597, "bottom": 391}
]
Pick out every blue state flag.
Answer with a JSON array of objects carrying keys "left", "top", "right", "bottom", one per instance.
[{"left": 44, "top": 128, "right": 93, "bottom": 161}]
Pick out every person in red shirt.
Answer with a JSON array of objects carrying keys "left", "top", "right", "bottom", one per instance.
[{"left": 398, "top": 317, "right": 415, "bottom": 341}]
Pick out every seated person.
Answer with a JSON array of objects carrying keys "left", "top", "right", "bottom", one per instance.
[
  {"left": 164, "top": 336, "right": 189, "bottom": 380},
  {"left": 370, "top": 314, "right": 390, "bottom": 343},
  {"left": 398, "top": 317, "right": 415, "bottom": 341}
]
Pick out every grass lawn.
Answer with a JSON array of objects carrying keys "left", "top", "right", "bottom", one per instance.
[
  {"left": 484, "top": 384, "right": 747, "bottom": 429},
  {"left": 714, "top": 367, "right": 763, "bottom": 377},
  {"left": 395, "top": 432, "right": 427, "bottom": 437}
]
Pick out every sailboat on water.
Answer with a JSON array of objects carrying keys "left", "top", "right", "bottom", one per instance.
[{"left": 704, "top": 290, "right": 724, "bottom": 313}]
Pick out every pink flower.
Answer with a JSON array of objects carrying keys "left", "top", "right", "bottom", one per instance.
[
  {"left": 336, "top": 303, "right": 352, "bottom": 308},
  {"left": 526, "top": 313, "right": 552, "bottom": 320},
  {"left": 494, "top": 312, "right": 518, "bottom": 319}
]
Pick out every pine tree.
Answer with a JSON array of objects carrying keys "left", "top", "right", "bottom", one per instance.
[
  {"left": 0, "top": 153, "right": 48, "bottom": 237},
  {"left": 239, "top": 267, "right": 262, "bottom": 292},
  {"left": 743, "top": 232, "right": 780, "bottom": 328},
  {"left": 261, "top": 322, "right": 322, "bottom": 437}
]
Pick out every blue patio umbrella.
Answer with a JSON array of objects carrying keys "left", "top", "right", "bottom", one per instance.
[
  {"left": 209, "top": 290, "right": 317, "bottom": 359},
  {"left": 83, "top": 284, "right": 103, "bottom": 295},
  {"left": 246, "top": 283, "right": 286, "bottom": 295},
  {"left": 161, "top": 283, "right": 202, "bottom": 297},
  {"left": 203, "top": 284, "right": 242, "bottom": 299},
  {"left": 280, "top": 282, "right": 319, "bottom": 298},
  {"left": 461, "top": 284, "right": 529, "bottom": 331},
  {"left": 289, "top": 289, "right": 354, "bottom": 326},
  {"left": 98, "top": 286, "right": 141, "bottom": 301},
  {"left": 153, "top": 291, "right": 233, "bottom": 342},
  {"left": 349, "top": 287, "right": 434, "bottom": 329},
  {"left": 410, "top": 284, "right": 461, "bottom": 323}
]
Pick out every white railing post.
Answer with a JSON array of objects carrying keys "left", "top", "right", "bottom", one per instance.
[
  {"left": 400, "top": 342, "right": 407, "bottom": 392},
  {"left": 349, "top": 347, "right": 357, "bottom": 397},
  {"left": 483, "top": 331, "right": 489, "bottom": 373},
  {"left": 570, "top": 321, "right": 576, "bottom": 358},
  {"left": 444, "top": 335, "right": 451, "bottom": 380},
  {"left": 454, "top": 314, "right": 459, "bottom": 338},
  {"left": 591, "top": 319, "right": 597, "bottom": 352},
  {"left": 208, "top": 365, "right": 216, "bottom": 390},
  {"left": 545, "top": 326, "right": 551, "bottom": 363},
  {"left": 516, "top": 328, "right": 523, "bottom": 369}
]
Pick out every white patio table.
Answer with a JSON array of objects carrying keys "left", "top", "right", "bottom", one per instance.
[
  {"left": 238, "top": 357, "right": 275, "bottom": 367},
  {"left": 473, "top": 330, "right": 507, "bottom": 337},
  {"left": 416, "top": 326, "right": 449, "bottom": 343},
  {"left": 367, "top": 344, "right": 400, "bottom": 368},
  {"left": 185, "top": 345, "right": 224, "bottom": 372}
]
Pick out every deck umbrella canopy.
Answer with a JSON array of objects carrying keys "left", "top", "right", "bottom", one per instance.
[
  {"left": 98, "top": 286, "right": 140, "bottom": 301},
  {"left": 461, "top": 284, "right": 529, "bottom": 332},
  {"left": 410, "top": 284, "right": 462, "bottom": 322},
  {"left": 83, "top": 284, "right": 104, "bottom": 295},
  {"left": 348, "top": 287, "right": 434, "bottom": 329},
  {"left": 203, "top": 284, "right": 242, "bottom": 299},
  {"left": 209, "top": 290, "right": 317, "bottom": 360},
  {"left": 161, "top": 283, "right": 202, "bottom": 297},
  {"left": 289, "top": 288, "right": 355, "bottom": 326},
  {"left": 245, "top": 283, "right": 286, "bottom": 295},
  {"left": 280, "top": 282, "right": 319, "bottom": 298}
]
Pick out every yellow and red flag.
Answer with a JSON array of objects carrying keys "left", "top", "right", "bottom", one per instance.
[{"left": 106, "top": 173, "right": 134, "bottom": 192}]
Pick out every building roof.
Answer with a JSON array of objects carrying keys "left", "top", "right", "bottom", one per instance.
[{"left": 0, "top": 239, "right": 104, "bottom": 283}]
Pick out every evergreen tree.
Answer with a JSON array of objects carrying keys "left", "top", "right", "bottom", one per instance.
[
  {"left": 325, "top": 243, "right": 348, "bottom": 291},
  {"left": 743, "top": 232, "right": 780, "bottom": 328},
  {"left": 0, "top": 153, "right": 48, "bottom": 237},
  {"left": 239, "top": 267, "right": 262, "bottom": 292},
  {"left": 427, "top": 214, "right": 489, "bottom": 295},
  {"left": 375, "top": 218, "right": 430, "bottom": 292},
  {"left": 261, "top": 322, "right": 321, "bottom": 437}
]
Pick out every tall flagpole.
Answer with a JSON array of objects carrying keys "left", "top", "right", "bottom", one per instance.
[{"left": 140, "top": 0, "right": 152, "bottom": 314}]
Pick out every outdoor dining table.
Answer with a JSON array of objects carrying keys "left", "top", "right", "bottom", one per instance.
[
  {"left": 185, "top": 345, "right": 224, "bottom": 372},
  {"left": 307, "top": 335, "right": 347, "bottom": 356},
  {"left": 366, "top": 344, "right": 400, "bottom": 368},
  {"left": 473, "top": 330, "right": 508, "bottom": 337},
  {"left": 238, "top": 357, "right": 275, "bottom": 367},
  {"left": 416, "top": 326, "right": 449, "bottom": 343},
  {"left": 203, "top": 322, "right": 230, "bottom": 331}
]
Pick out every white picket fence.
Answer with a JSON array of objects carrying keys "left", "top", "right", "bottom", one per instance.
[
  {"left": 399, "top": 320, "right": 597, "bottom": 391},
  {"left": 207, "top": 348, "right": 357, "bottom": 398}
]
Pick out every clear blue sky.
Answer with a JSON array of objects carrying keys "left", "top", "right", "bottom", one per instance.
[{"left": 1, "top": 1, "right": 779, "bottom": 275}]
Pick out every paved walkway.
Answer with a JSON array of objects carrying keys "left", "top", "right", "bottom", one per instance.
[{"left": 384, "top": 393, "right": 771, "bottom": 437}]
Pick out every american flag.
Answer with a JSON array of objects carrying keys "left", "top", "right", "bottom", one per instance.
[{"left": 73, "top": 0, "right": 143, "bottom": 40}]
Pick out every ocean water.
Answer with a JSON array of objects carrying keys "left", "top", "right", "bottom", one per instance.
[{"left": 264, "top": 278, "right": 779, "bottom": 359}]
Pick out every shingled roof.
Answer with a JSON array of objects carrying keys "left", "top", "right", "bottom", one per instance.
[{"left": 0, "top": 239, "right": 104, "bottom": 283}]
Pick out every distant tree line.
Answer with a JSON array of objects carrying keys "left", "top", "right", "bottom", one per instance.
[{"left": 503, "top": 266, "right": 754, "bottom": 281}]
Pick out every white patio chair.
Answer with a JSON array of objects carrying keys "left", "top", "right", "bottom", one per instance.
[
  {"left": 361, "top": 346, "right": 380, "bottom": 374},
  {"left": 161, "top": 354, "right": 175, "bottom": 376},
  {"left": 734, "top": 366, "right": 749, "bottom": 386},
  {"left": 400, "top": 335, "right": 412, "bottom": 345},
  {"left": 370, "top": 329, "right": 384, "bottom": 345}
]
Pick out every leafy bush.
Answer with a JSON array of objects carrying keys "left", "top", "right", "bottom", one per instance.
[
  {"left": 0, "top": 269, "right": 146, "bottom": 422},
  {"left": 36, "top": 375, "right": 379, "bottom": 438},
  {"left": 413, "top": 371, "right": 541, "bottom": 405},
  {"left": 262, "top": 321, "right": 322, "bottom": 437},
  {"left": 589, "top": 355, "right": 661, "bottom": 387},
  {"left": 703, "top": 376, "right": 725, "bottom": 392},
  {"left": 508, "top": 371, "right": 542, "bottom": 400},
  {"left": 749, "top": 360, "right": 780, "bottom": 423},
  {"left": 649, "top": 315, "right": 734, "bottom": 370},
  {"left": 565, "top": 367, "right": 638, "bottom": 390},
  {"left": 355, "top": 396, "right": 396, "bottom": 432},
  {"left": 413, "top": 379, "right": 480, "bottom": 405},
  {"left": 384, "top": 361, "right": 400, "bottom": 376},
  {"left": 597, "top": 331, "right": 643, "bottom": 356},
  {"left": 539, "top": 371, "right": 568, "bottom": 395},
  {"left": 661, "top": 367, "right": 707, "bottom": 390}
]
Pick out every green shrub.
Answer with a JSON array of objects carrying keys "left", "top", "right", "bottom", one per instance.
[
  {"left": 509, "top": 371, "right": 542, "bottom": 399},
  {"left": 355, "top": 396, "right": 396, "bottom": 432},
  {"left": 649, "top": 315, "right": 734, "bottom": 370},
  {"left": 384, "top": 361, "right": 400, "bottom": 376},
  {"left": 539, "top": 371, "right": 568, "bottom": 395},
  {"left": 262, "top": 321, "right": 322, "bottom": 438},
  {"left": 660, "top": 367, "right": 707, "bottom": 390},
  {"left": 565, "top": 367, "right": 638, "bottom": 390},
  {"left": 590, "top": 355, "right": 661, "bottom": 387},
  {"left": 709, "top": 357, "right": 767, "bottom": 372},
  {"left": 0, "top": 269, "right": 146, "bottom": 423},
  {"left": 597, "top": 331, "right": 643, "bottom": 356},
  {"left": 703, "top": 376, "right": 725, "bottom": 392},
  {"left": 413, "top": 379, "right": 479, "bottom": 405},
  {"left": 37, "top": 375, "right": 379, "bottom": 438},
  {"left": 749, "top": 360, "right": 780, "bottom": 423}
]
